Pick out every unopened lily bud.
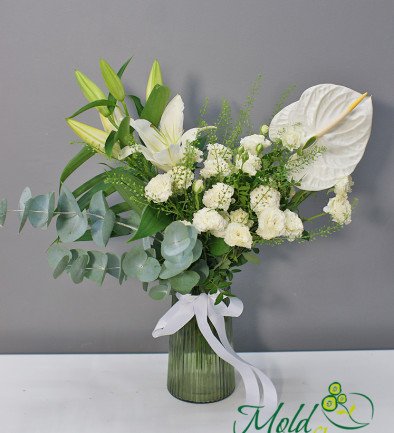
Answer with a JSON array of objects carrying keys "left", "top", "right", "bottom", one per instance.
[
  {"left": 192, "top": 179, "right": 204, "bottom": 194},
  {"left": 100, "top": 59, "right": 125, "bottom": 101},
  {"left": 66, "top": 119, "right": 108, "bottom": 154},
  {"left": 260, "top": 124, "right": 269, "bottom": 135},
  {"left": 146, "top": 59, "right": 163, "bottom": 101},
  {"left": 75, "top": 70, "right": 110, "bottom": 117}
]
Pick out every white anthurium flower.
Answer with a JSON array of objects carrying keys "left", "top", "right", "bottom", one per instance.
[
  {"left": 269, "top": 84, "right": 373, "bottom": 191},
  {"left": 130, "top": 95, "right": 212, "bottom": 171}
]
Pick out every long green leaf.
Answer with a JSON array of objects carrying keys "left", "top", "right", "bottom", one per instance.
[
  {"left": 129, "top": 205, "right": 172, "bottom": 241},
  {"left": 67, "top": 99, "right": 116, "bottom": 119},
  {"left": 105, "top": 168, "right": 148, "bottom": 215},
  {"left": 128, "top": 95, "right": 144, "bottom": 116},
  {"left": 77, "top": 182, "right": 116, "bottom": 210},
  {"left": 110, "top": 201, "right": 132, "bottom": 214},
  {"left": 140, "top": 85, "right": 171, "bottom": 127},
  {"left": 60, "top": 146, "right": 94, "bottom": 186},
  {"left": 72, "top": 172, "right": 108, "bottom": 198}
]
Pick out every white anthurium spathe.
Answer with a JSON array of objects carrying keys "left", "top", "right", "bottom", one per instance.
[
  {"left": 130, "top": 94, "right": 211, "bottom": 171},
  {"left": 269, "top": 84, "right": 373, "bottom": 191}
]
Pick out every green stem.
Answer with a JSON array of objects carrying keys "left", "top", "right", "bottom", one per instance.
[
  {"left": 121, "top": 101, "right": 130, "bottom": 117},
  {"left": 302, "top": 212, "right": 326, "bottom": 222}
]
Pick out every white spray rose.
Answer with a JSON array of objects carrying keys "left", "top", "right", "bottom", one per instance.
[
  {"left": 192, "top": 208, "right": 228, "bottom": 234},
  {"left": 235, "top": 153, "right": 262, "bottom": 176},
  {"left": 240, "top": 134, "right": 271, "bottom": 155},
  {"left": 250, "top": 185, "right": 281, "bottom": 215},
  {"left": 144, "top": 173, "right": 173, "bottom": 203},
  {"left": 169, "top": 166, "right": 194, "bottom": 192},
  {"left": 211, "top": 211, "right": 230, "bottom": 238},
  {"left": 203, "top": 183, "right": 234, "bottom": 211},
  {"left": 256, "top": 207, "right": 286, "bottom": 240},
  {"left": 283, "top": 209, "right": 304, "bottom": 241},
  {"left": 323, "top": 195, "right": 352, "bottom": 225},
  {"left": 207, "top": 143, "right": 232, "bottom": 161},
  {"left": 280, "top": 124, "right": 307, "bottom": 151},
  {"left": 200, "top": 157, "right": 232, "bottom": 179},
  {"left": 224, "top": 222, "right": 253, "bottom": 249},
  {"left": 334, "top": 176, "right": 354, "bottom": 196},
  {"left": 230, "top": 208, "right": 252, "bottom": 227}
]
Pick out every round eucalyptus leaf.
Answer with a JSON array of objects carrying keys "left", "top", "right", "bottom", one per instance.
[
  {"left": 28, "top": 193, "right": 55, "bottom": 228},
  {"left": 56, "top": 210, "right": 88, "bottom": 243},
  {"left": 191, "top": 239, "right": 203, "bottom": 262},
  {"left": 159, "top": 254, "right": 193, "bottom": 279},
  {"left": 0, "top": 198, "right": 7, "bottom": 227},
  {"left": 69, "top": 250, "right": 89, "bottom": 284},
  {"left": 89, "top": 191, "right": 109, "bottom": 220},
  {"left": 169, "top": 270, "right": 200, "bottom": 294},
  {"left": 56, "top": 187, "right": 88, "bottom": 242},
  {"left": 148, "top": 283, "right": 170, "bottom": 300},
  {"left": 122, "top": 246, "right": 161, "bottom": 282},
  {"left": 85, "top": 250, "right": 108, "bottom": 285},
  {"left": 91, "top": 209, "right": 116, "bottom": 247},
  {"left": 106, "top": 253, "right": 125, "bottom": 284},
  {"left": 18, "top": 187, "right": 32, "bottom": 233},
  {"left": 162, "top": 221, "right": 191, "bottom": 257},
  {"left": 57, "top": 186, "right": 83, "bottom": 215},
  {"left": 191, "top": 259, "right": 209, "bottom": 284},
  {"left": 47, "top": 245, "right": 72, "bottom": 279}
]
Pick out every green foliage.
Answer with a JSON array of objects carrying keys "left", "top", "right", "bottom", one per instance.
[
  {"left": 208, "top": 237, "right": 231, "bottom": 256},
  {"left": 48, "top": 245, "right": 120, "bottom": 285},
  {"left": 89, "top": 191, "right": 116, "bottom": 247},
  {"left": 169, "top": 270, "right": 200, "bottom": 294},
  {"left": 122, "top": 245, "right": 161, "bottom": 282},
  {"left": 56, "top": 186, "right": 88, "bottom": 243},
  {"left": 60, "top": 146, "right": 95, "bottom": 186},
  {"left": 140, "top": 84, "right": 171, "bottom": 127},
  {"left": 130, "top": 205, "right": 172, "bottom": 241},
  {"left": 67, "top": 99, "right": 116, "bottom": 119},
  {"left": 105, "top": 168, "right": 148, "bottom": 215}
]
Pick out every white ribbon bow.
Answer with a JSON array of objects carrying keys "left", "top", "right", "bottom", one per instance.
[{"left": 153, "top": 293, "right": 278, "bottom": 420}]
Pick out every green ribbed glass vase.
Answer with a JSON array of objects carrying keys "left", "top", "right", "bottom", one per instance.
[{"left": 167, "top": 295, "right": 235, "bottom": 403}]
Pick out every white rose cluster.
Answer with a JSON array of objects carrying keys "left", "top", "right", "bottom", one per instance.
[
  {"left": 202, "top": 183, "right": 234, "bottom": 211},
  {"left": 200, "top": 143, "right": 233, "bottom": 179},
  {"left": 323, "top": 176, "right": 353, "bottom": 225},
  {"left": 145, "top": 173, "right": 173, "bottom": 203},
  {"left": 250, "top": 185, "right": 303, "bottom": 241}
]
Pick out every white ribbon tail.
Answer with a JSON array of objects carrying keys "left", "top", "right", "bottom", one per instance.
[
  {"left": 194, "top": 295, "right": 261, "bottom": 406},
  {"left": 207, "top": 300, "right": 278, "bottom": 421}
]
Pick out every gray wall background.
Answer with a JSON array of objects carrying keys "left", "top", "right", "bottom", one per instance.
[{"left": 0, "top": 0, "right": 393, "bottom": 354}]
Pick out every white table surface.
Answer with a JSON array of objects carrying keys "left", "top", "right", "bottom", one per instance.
[{"left": 0, "top": 351, "right": 392, "bottom": 433}]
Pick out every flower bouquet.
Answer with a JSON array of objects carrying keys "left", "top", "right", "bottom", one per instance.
[{"left": 0, "top": 58, "right": 373, "bottom": 414}]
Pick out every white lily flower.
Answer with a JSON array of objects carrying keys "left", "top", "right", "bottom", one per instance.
[
  {"left": 269, "top": 84, "right": 373, "bottom": 191},
  {"left": 130, "top": 95, "right": 208, "bottom": 171}
]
